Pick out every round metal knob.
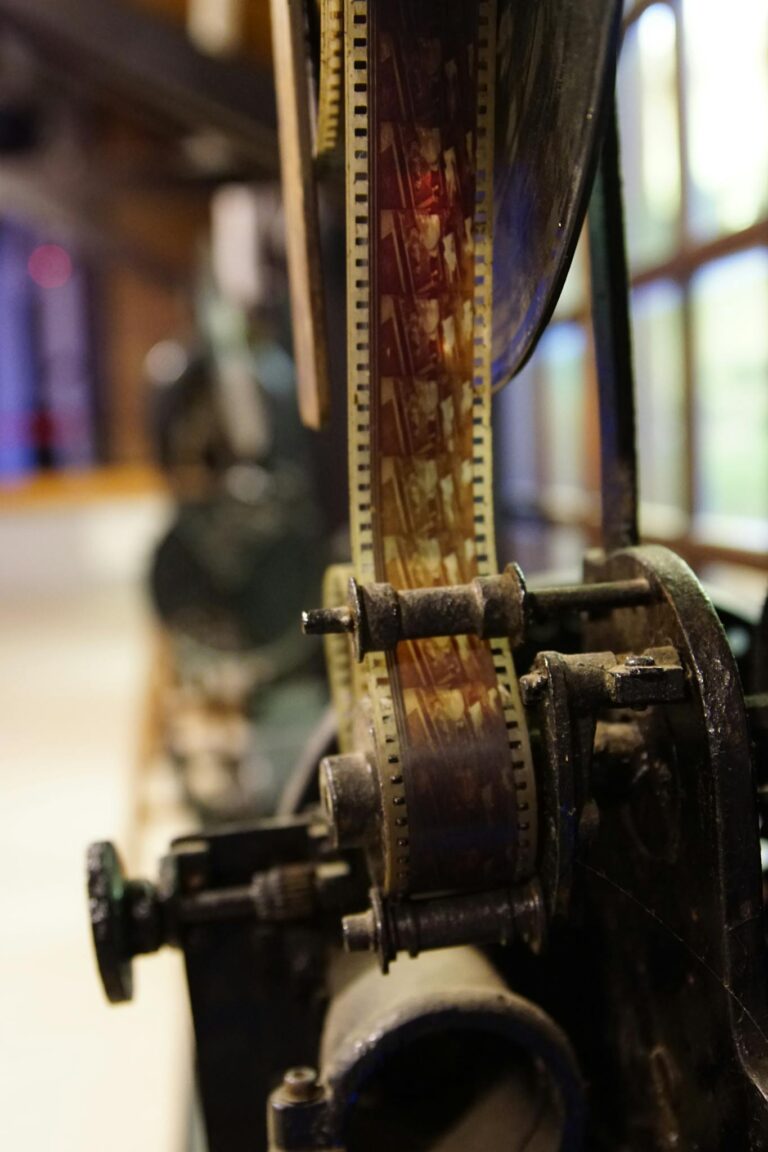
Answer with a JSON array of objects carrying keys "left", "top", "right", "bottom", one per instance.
[{"left": 86, "top": 841, "right": 162, "bottom": 1004}]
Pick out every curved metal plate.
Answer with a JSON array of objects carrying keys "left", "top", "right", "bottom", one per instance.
[{"left": 492, "top": 0, "right": 622, "bottom": 387}]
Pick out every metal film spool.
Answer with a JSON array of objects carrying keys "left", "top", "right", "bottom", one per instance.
[{"left": 336, "top": 0, "right": 536, "bottom": 897}]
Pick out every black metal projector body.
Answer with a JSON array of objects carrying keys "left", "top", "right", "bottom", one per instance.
[{"left": 88, "top": 544, "right": 768, "bottom": 1151}]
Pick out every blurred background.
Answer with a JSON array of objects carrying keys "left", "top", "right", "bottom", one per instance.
[{"left": 0, "top": 0, "right": 765, "bottom": 1149}]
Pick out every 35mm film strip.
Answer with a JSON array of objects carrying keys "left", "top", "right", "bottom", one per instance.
[{"left": 340, "top": 0, "right": 537, "bottom": 897}]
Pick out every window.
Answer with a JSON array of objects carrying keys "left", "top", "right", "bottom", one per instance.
[{"left": 497, "top": 0, "right": 768, "bottom": 574}]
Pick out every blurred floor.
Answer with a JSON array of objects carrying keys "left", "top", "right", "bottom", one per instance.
[{"left": 0, "top": 495, "right": 195, "bottom": 1151}]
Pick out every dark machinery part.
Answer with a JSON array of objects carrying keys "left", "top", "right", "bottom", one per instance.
[
  {"left": 490, "top": 0, "right": 623, "bottom": 386},
  {"left": 86, "top": 817, "right": 366, "bottom": 1002},
  {"left": 87, "top": 841, "right": 159, "bottom": 1005},
  {"left": 87, "top": 540, "right": 768, "bottom": 1150},
  {"left": 269, "top": 950, "right": 585, "bottom": 1152},
  {"left": 310, "top": 546, "right": 768, "bottom": 1150},
  {"left": 576, "top": 547, "right": 767, "bottom": 1148},
  {"left": 342, "top": 881, "right": 546, "bottom": 974},
  {"left": 303, "top": 566, "right": 654, "bottom": 662},
  {"left": 87, "top": 832, "right": 355, "bottom": 1005},
  {"left": 312, "top": 570, "right": 687, "bottom": 927},
  {"left": 87, "top": 815, "right": 367, "bottom": 1151},
  {"left": 588, "top": 95, "right": 639, "bottom": 553}
]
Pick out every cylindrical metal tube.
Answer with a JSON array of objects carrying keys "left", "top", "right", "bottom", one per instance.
[
  {"left": 528, "top": 576, "right": 651, "bottom": 617},
  {"left": 318, "top": 949, "right": 584, "bottom": 1152}
]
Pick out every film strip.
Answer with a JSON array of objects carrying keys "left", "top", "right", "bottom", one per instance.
[
  {"left": 341, "top": 0, "right": 536, "bottom": 896},
  {"left": 316, "top": 0, "right": 344, "bottom": 159},
  {"left": 321, "top": 563, "right": 357, "bottom": 754}
]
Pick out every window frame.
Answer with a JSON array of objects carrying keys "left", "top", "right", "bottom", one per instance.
[{"left": 509, "top": 0, "right": 768, "bottom": 574}]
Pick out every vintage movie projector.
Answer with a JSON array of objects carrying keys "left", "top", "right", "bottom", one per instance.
[{"left": 86, "top": 1, "right": 768, "bottom": 1149}]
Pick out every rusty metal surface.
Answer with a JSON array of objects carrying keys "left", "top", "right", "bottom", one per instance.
[
  {"left": 305, "top": 568, "right": 654, "bottom": 659},
  {"left": 342, "top": 881, "right": 545, "bottom": 971},
  {"left": 573, "top": 546, "right": 768, "bottom": 1149}
]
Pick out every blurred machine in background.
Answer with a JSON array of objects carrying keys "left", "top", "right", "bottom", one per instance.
[{"left": 143, "top": 186, "right": 330, "bottom": 820}]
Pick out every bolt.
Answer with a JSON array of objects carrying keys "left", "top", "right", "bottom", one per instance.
[
  {"left": 281, "top": 1066, "right": 322, "bottom": 1103},
  {"left": 625, "top": 654, "right": 656, "bottom": 668},
  {"left": 342, "top": 907, "right": 377, "bottom": 953},
  {"left": 301, "top": 606, "right": 353, "bottom": 636}
]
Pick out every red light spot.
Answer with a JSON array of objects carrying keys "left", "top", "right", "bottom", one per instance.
[{"left": 27, "top": 244, "right": 73, "bottom": 289}]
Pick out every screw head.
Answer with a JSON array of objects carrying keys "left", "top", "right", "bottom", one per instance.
[{"left": 282, "top": 1066, "right": 321, "bottom": 1103}]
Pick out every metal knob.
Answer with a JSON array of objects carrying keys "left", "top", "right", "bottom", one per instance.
[{"left": 86, "top": 841, "right": 162, "bottom": 1004}]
